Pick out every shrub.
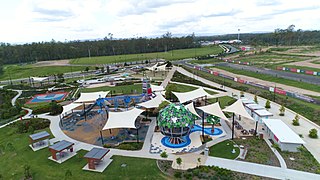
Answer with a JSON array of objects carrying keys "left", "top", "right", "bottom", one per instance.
[
  {"left": 309, "top": 128, "right": 318, "bottom": 138},
  {"left": 279, "top": 105, "right": 285, "bottom": 116},
  {"left": 49, "top": 101, "right": 63, "bottom": 115},
  {"left": 292, "top": 114, "right": 300, "bottom": 126},
  {"left": 15, "top": 118, "right": 50, "bottom": 133},
  {"left": 160, "top": 151, "right": 168, "bottom": 158},
  {"left": 240, "top": 91, "right": 244, "bottom": 97},
  {"left": 265, "top": 100, "right": 271, "bottom": 109},
  {"left": 174, "top": 172, "right": 182, "bottom": 178}
]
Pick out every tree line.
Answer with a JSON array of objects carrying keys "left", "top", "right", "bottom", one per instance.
[
  {"left": 197, "top": 25, "right": 320, "bottom": 46},
  {"left": 0, "top": 32, "right": 197, "bottom": 65}
]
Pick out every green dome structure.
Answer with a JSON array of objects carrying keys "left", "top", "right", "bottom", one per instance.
[{"left": 157, "top": 104, "right": 196, "bottom": 144}]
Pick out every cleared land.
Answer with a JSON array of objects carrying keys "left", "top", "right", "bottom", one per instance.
[{"left": 70, "top": 46, "right": 223, "bottom": 65}]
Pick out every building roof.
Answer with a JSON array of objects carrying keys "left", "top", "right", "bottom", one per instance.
[
  {"left": 263, "top": 119, "right": 305, "bottom": 144},
  {"left": 245, "top": 104, "right": 265, "bottom": 110},
  {"left": 74, "top": 91, "right": 109, "bottom": 103},
  {"left": 223, "top": 99, "right": 253, "bottom": 120},
  {"left": 185, "top": 102, "right": 200, "bottom": 118},
  {"left": 241, "top": 98, "right": 256, "bottom": 105},
  {"left": 172, "top": 87, "right": 215, "bottom": 103},
  {"left": 84, "top": 148, "right": 110, "bottom": 160},
  {"left": 49, "top": 140, "right": 74, "bottom": 152},
  {"left": 137, "top": 94, "right": 169, "bottom": 109},
  {"left": 29, "top": 131, "right": 50, "bottom": 141},
  {"left": 254, "top": 109, "right": 273, "bottom": 117},
  {"left": 197, "top": 102, "right": 228, "bottom": 121},
  {"left": 102, "top": 108, "right": 145, "bottom": 130},
  {"left": 61, "top": 103, "right": 83, "bottom": 115}
]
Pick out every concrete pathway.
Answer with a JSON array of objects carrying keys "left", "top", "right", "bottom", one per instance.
[
  {"left": 11, "top": 90, "right": 22, "bottom": 106},
  {"left": 264, "top": 138, "right": 287, "bottom": 169},
  {"left": 160, "top": 66, "right": 176, "bottom": 88},
  {"left": 176, "top": 66, "right": 320, "bottom": 163}
]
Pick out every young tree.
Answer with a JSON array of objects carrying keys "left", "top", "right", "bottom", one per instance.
[
  {"left": 279, "top": 105, "right": 285, "bottom": 116},
  {"left": 292, "top": 114, "right": 300, "bottom": 126},
  {"left": 49, "top": 101, "right": 63, "bottom": 115},
  {"left": 160, "top": 151, "right": 168, "bottom": 158},
  {"left": 240, "top": 91, "right": 244, "bottom": 97},
  {"left": 197, "top": 157, "right": 201, "bottom": 167},
  {"left": 309, "top": 128, "right": 318, "bottom": 138},
  {"left": 84, "top": 67, "right": 90, "bottom": 72},
  {"left": 254, "top": 95, "right": 258, "bottom": 104},
  {"left": 176, "top": 157, "right": 182, "bottom": 169},
  {"left": 265, "top": 100, "right": 271, "bottom": 109}
]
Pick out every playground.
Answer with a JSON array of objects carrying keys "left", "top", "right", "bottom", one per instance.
[{"left": 27, "top": 92, "right": 68, "bottom": 104}]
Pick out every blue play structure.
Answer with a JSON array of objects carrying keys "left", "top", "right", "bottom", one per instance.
[{"left": 96, "top": 93, "right": 148, "bottom": 111}]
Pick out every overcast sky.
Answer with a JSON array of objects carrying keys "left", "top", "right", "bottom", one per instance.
[{"left": 1, "top": 0, "right": 320, "bottom": 43}]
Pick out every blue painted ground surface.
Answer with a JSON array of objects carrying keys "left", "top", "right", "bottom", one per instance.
[
  {"left": 29, "top": 93, "right": 67, "bottom": 103},
  {"left": 161, "top": 125, "right": 223, "bottom": 148}
]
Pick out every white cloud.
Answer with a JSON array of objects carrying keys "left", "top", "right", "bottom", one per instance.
[{"left": 0, "top": 0, "right": 319, "bottom": 43}]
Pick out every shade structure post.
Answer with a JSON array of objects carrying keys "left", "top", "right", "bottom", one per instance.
[
  {"left": 83, "top": 103, "right": 87, "bottom": 121},
  {"left": 100, "top": 130, "right": 104, "bottom": 145},
  {"left": 59, "top": 115, "right": 63, "bottom": 127},
  {"left": 254, "top": 121, "right": 258, "bottom": 136},
  {"left": 204, "top": 95, "right": 207, "bottom": 106},
  {"left": 136, "top": 128, "right": 139, "bottom": 143},
  {"left": 202, "top": 112, "right": 205, "bottom": 138},
  {"left": 232, "top": 113, "right": 235, "bottom": 140}
]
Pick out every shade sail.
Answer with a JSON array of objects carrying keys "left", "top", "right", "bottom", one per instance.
[
  {"left": 156, "top": 63, "right": 167, "bottom": 71},
  {"left": 31, "top": 77, "right": 48, "bottom": 82},
  {"left": 263, "top": 119, "right": 305, "bottom": 144},
  {"left": 197, "top": 102, "right": 228, "bottom": 120},
  {"left": 172, "top": 87, "right": 215, "bottom": 103},
  {"left": 185, "top": 102, "right": 200, "bottom": 118},
  {"left": 75, "top": 91, "right": 109, "bottom": 103},
  {"left": 137, "top": 94, "right": 169, "bottom": 109},
  {"left": 102, "top": 108, "right": 145, "bottom": 130},
  {"left": 223, "top": 99, "right": 254, "bottom": 120},
  {"left": 146, "top": 63, "right": 158, "bottom": 71},
  {"left": 151, "top": 84, "right": 165, "bottom": 92},
  {"left": 61, "top": 103, "right": 83, "bottom": 115}
]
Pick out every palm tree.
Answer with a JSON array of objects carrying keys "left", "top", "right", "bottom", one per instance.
[{"left": 207, "top": 115, "right": 220, "bottom": 133}]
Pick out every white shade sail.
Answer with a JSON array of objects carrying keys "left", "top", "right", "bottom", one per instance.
[
  {"left": 31, "top": 77, "right": 49, "bottom": 82},
  {"left": 75, "top": 91, "right": 109, "bottom": 103},
  {"left": 61, "top": 103, "right": 82, "bottom": 115},
  {"left": 146, "top": 63, "right": 158, "bottom": 71},
  {"left": 185, "top": 102, "right": 200, "bottom": 118},
  {"left": 137, "top": 94, "right": 169, "bottom": 109},
  {"left": 102, "top": 108, "right": 145, "bottom": 130},
  {"left": 172, "top": 87, "right": 215, "bottom": 103},
  {"left": 197, "top": 102, "right": 228, "bottom": 120},
  {"left": 223, "top": 99, "right": 254, "bottom": 120},
  {"left": 151, "top": 84, "right": 165, "bottom": 92},
  {"left": 156, "top": 63, "right": 167, "bottom": 71}
]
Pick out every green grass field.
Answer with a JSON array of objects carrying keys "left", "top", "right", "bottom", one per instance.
[
  {"left": 70, "top": 46, "right": 223, "bottom": 65},
  {"left": 0, "top": 64, "right": 90, "bottom": 81},
  {"left": 0, "top": 126, "right": 165, "bottom": 179},
  {"left": 214, "top": 66, "right": 320, "bottom": 93},
  {"left": 168, "top": 83, "right": 217, "bottom": 95},
  {"left": 82, "top": 84, "right": 143, "bottom": 94},
  {"left": 209, "top": 140, "right": 240, "bottom": 159}
]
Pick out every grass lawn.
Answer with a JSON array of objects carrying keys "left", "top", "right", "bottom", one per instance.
[
  {"left": 0, "top": 125, "right": 165, "bottom": 179},
  {"left": 209, "top": 140, "right": 240, "bottom": 159},
  {"left": 279, "top": 146, "right": 320, "bottom": 174},
  {"left": 0, "top": 64, "right": 90, "bottom": 81},
  {"left": 233, "top": 138, "right": 280, "bottom": 167},
  {"left": 71, "top": 46, "right": 223, "bottom": 65},
  {"left": 208, "top": 96, "right": 236, "bottom": 109},
  {"left": 214, "top": 66, "right": 320, "bottom": 93},
  {"left": 81, "top": 84, "right": 143, "bottom": 94}
]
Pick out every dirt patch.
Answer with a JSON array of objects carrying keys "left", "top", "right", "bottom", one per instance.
[
  {"left": 286, "top": 58, "right": 320, "bottom": 69},
  {"left": 32, "top": 60, "right": 70, "bottom": 67}
]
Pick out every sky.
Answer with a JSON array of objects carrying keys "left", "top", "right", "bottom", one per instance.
[{"left": 0, "top": 0, "right": 319, "bottom": 43}]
